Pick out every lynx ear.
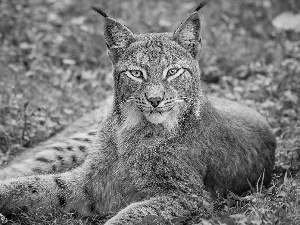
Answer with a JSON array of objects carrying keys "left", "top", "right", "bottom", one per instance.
[
  {"left": 173, "top": 12, "right": 201, "bottom": 58},
  {"left": 104, "top": 18, "right": 134, "bottom": 50},
  {"left": 91, "top": 6, "right": 134, "bottom": 61}
]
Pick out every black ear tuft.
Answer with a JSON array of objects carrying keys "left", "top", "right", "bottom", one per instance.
[
  {"left": 194, "top": 0, "right": 210, "bottom": 12},
  {"left": 90, "top": 6, "right": 108, "bottom": 18}
]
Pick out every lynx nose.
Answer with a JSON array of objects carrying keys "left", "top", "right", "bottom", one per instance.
[{"left": 147, "top": 97, "right": 162, "bottom": 108}]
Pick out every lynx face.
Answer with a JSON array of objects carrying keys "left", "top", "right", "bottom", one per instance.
[
  {"left": 104, "top": 13, "right": 202, "bottom": 131},
  {"left": 115, "top": 35, "right": 199, "bottom": 131}
]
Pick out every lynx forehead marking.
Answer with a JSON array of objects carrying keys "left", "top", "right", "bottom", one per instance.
[
  {"left": 144, "top": 38, "right": 164, "bottom": 59},
  {"left": 118, "top": 34, "right": 194, "bottom": 72}
]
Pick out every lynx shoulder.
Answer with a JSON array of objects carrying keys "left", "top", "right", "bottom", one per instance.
[{"left": 0, "top": 3, "right": 275, "bottom": 225}]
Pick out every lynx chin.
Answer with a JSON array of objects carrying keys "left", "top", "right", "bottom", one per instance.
[{"left": 0, "top": 2, "right": 275, "bottom": 225}]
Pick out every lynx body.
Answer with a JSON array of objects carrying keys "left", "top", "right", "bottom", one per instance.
[{"left": 0, "top": 6, "right": 275, "bottom": 225}]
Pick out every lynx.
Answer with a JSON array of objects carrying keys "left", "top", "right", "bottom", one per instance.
[{"left": 0, "top": 3, "right": 276, "bottom": 224}]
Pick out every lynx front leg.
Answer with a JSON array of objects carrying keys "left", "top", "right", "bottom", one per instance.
[
  {"left": 0, "top": 168, "right": 97, "bottom": 217},
  {"left": 105, "top": 193, "right": 212, "bottom": 225}
]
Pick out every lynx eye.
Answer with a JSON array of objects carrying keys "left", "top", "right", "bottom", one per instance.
[
  {"left": 130, "top": 70, "right": 143, "bottom": 78},
  {"left": 123, "top": 69, "right": 144, "bottom": 82},
  {"left": 167, "top": 68, "right": 179, "bottom": 77},
  {"left": 165, "top": 67, "right": 185, "bottom": 81}
]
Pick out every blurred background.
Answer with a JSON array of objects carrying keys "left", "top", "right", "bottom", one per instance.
[{"left": 0, "top": 0, "right": 299, "bottom": 177}]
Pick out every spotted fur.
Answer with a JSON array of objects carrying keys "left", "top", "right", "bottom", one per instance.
[
  {"left": 0, "top": 97, "right": 112, "bottom": 180},
  {"left": 0, "top": 8, "right": 275, "bottom": 225}
]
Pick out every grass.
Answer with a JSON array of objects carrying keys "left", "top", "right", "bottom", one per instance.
[{"left": 0, "top": 0, "right": 300, "bottom": 224}]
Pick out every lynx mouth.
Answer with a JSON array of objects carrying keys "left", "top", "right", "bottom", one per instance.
[
  {"left": 148, "top": 108, "right": 172, "bottom": 115},
  {"left": 143, "top": 108, "right": 173, "bottom": 124}
]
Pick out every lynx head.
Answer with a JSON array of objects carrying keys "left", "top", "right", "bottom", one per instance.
[{"left": 93, "top": 5, "right": 207, "bottom": 133}]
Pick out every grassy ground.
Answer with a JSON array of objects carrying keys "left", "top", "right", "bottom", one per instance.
[{"left": 0, "top": 0, "right": 300, "bottom": 224}]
